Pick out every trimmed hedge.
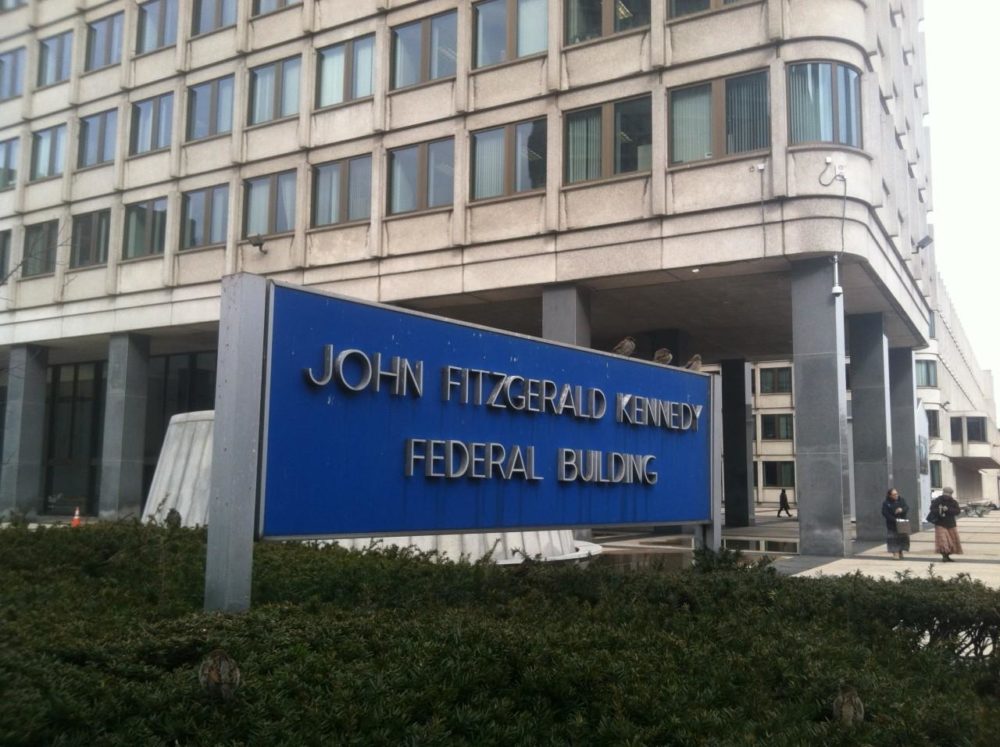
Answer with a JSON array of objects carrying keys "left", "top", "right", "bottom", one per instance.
[{"left": 1, "top": 523, "right": 998, "bottom": 746}]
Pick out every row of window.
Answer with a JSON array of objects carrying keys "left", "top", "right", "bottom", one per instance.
[
  {"left": 925, "top": 410, "right": 990, "bottom": 444},
  {"left": 0, "top": 0, "right": 759, "bottom": 102},
  {"left": 0, "top": 62, "right": 861, "bottom": 193}
]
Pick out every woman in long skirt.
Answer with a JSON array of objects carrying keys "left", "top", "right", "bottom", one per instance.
[
  {"left": 881, "top": 488, "right": 910, "bottom": 559},
  {"left": 929, "top": 487, "right": 963, "bottom": 562}
]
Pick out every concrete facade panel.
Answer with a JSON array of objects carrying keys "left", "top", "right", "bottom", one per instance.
[
  {"left": 244, "top": 120, "right": 301, "bottom": 165},
  {"left": 463, "top": 253, "right": 555, "bottom": 294},
  {"left": 176, "top": 249, "right": 226, "bottom": 287},
  {"left": 468, "top": 195, "right": 545, "bottom": 244},
  {"left": 562, "top": 32, "right": 648, "bottom": 89},
  {"left": 72, "top": 166, "right": 116, "bottom": 203},
  {"left": 131, "top": 48, "right": 176, "bottom": 90},
  {"left": 469, "top": 57, "right": 547, "bottom": 111},
  {"left": 379, "top": 265, "right": 463, "bottom": 301},
  {"left": 307, "top": 225, "right": 372, "bottom": 266},
  {"left": 384, "top": 212, "right": 453, "bottom": 255},
  {"left": 666, "top": 3, "right": 768, "bottom": 66},
  {"left": 312, "top": 101, "right": 377, "bottom": 146},
  {"left": 386, "top": 82, "right": 456, "bottom": 131},
  {"left": 188, "top": 29, "right": 240, "bottom": 71},
  {"left": 556, "top": 240, "right": 662, "bottom": 283},
  {"left": 181, "top": 140, "right": 235, "bottom": 178},
  {"left": 249, "top": 6, "right": 305, "bottom": 50},
  {"left": 561, "top": 177, "right": 651, "bottom": 229},
  {"left": 124, "top": 152, "right": 172, "bottom": 189},
  {"left": 62, "top": 267, "right": 107, "bottom": 302}
]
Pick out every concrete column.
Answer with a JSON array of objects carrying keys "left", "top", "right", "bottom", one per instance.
[
  {"left": 0, "top": 345, "right": 49, "bottom": 518},
  {"left": 889, "top": 348, "right": 920, "bottom": 531},
  {"left": 542, "top": 285, "right": 591, "bottom": 347},
  {"left": 721, "top": 359, "right": 754, "bottom": 527},
  {"left": 791, "top": 259, "right": 851, "bottom": 556},
  {"left": 99, "top": 333, "right": 150, "bottom": 519},
  {"left": 848, "top": 313, "right": 893, "bottom": 541}
]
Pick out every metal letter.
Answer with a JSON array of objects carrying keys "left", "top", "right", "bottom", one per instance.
[
  {"left": 303, "top": 344, "right": 334, "bottom": 387},
  {"left": 334, "top": 349, "right": 373, "bottom": 392}
]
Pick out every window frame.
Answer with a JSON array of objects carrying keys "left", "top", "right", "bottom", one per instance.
[
  {"left": 762, "top": 460, "right": 795, "bottom": 488},
  {"left": 966, "top": 416, "right": 988, "bottom": 444},
  {"left": 759, "top": 367, "right": 791, "bottom": 394},
  {"left": 929, "top": 459, "right": 942, "bottom": 489},
  {"left": 915, "top": 359, "right": 937, "bottom": 388},
  {"left": 0, "top": 136, "right": 18, "bottom": 190},
  {"left": 180, "top": 183, "right": 229, "bottom": 249},
  {"left": 85, "top": 13, "right": 123, "bottom": 72},
  {"left": 22, "top": 219, "right": 59, "bottom": 277},
  {"left": 30, "top": 124, "right": 66, "bottom": 181},
  {"left": 0, "top": 47, "right": 24, "bottom": 100},
  {"left": 760, "top": 413, "right": 793, "bottom": 440},
  {"left": 70, "top": 209, "right": 111, "bottom": 268},
  {"left": 387, "top": 138, "right": 455, "bottom": 216},
  {"left": 787, "top": 59, "right": 863, "bottom": 149},
  {"left": 243, "top": 170, "right": 297, "bottom": 237},
  {"left": 564, "top": 0, "right": 650, "bottom": 46},
  {"left": 668, "top": 69, "right": 771, "bottom": 165},
  {"left": 77, "top": 108, "right": 118, "bottom": 169},
  {"left": 0, "top": 0, "right": 27, "bottom": 11},
  {"left": 668, "top": 0, "right": 755, "bottom": 20},
  {"left": 247, "top": 56, "right": 300, "bottom": 126},
  {"left": 191, "top": 0, "right": 236, "bottom": 36},
  {"left": 311, "top": 155, "right": 372, "bottom": 228},
  {"left": 136, "top": 0, "right": 178, "bottom": 55},
  {"left": 564, "top": 94, "right": 652, "bottom": 184},
  {"left": 186, "top": 75, "right": 234, "bottom": 141},
  {"left": 0, "top": 229, "right": 10, "bottom": 282},
  {"left": 927, "top": 409, "right": 940, "bottom": 439},
  {"left": 473, "top": 0, "right": 547, "bottom": 69},
  {"left": 315, "top": 35, "right": 375, "bottom": 109},
  {"left": 37, "top": 31, "right": 72, "bottom": 88},
  {"left": 252, "top": 0, "right": 300, "bottom": 17},
  {"left": 129, "top": 92, "right": 173, "bottom": 155},
  {"left": 123, "top": 197, "right": 168, "bottom": 259},
  {"left": 390, "top": 11, "right": 458, "bottom": 90},
  {"left": 470, "top": 117, "right": 547, "bottom": 201}
]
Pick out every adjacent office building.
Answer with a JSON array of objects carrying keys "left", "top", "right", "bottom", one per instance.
[{"left": 0, "top": 0, "right": 996, "bottom": 553}]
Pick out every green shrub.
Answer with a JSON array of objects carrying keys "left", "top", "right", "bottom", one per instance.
[{"left": 1, "top": 523, "right": 998, "bottom": 746}]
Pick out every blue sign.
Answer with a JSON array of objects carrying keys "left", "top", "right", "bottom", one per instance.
[{"left": 260, "top": 284, "right": 713, "bottom": 539}]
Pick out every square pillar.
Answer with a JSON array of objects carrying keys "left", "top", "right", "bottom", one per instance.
[
  {"left": 99, "top": 333, "right": 150, "bottom": 519},
  {"left": 848, "top": 314, "right": 894, "bottom": 540},
  {"left": 542, "top": 285, "right": 591, "bottom": 346},
  {"left": 791, "top": 259, "right": 852, "bottom": 556},
  {"left": 721, "top": 359, "right": 754, "bottom": 527},
  {"left": 889, "top": 348, "right": 921, "bottom": 530},
  {"left": 0, "top": 345, "right": 49, "bottom": 518}
]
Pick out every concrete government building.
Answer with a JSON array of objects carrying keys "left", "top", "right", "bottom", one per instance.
[{"left": 1, "top": 0, "right": 997, "bottom": 554}]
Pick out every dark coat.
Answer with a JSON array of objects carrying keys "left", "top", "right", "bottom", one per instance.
[
  {"left": 929, "top": 495, "right": 961, "bottom": 529},
  {"left": 881, "top": 496, "right": 909, "bottom": 532}
]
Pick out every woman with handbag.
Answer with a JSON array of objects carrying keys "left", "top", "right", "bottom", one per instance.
[
  {"left": 881, "top": 488, "right": 910, "bottom": 559},
  {"left": 929, "top": 487, "right": 963, "bottom": 562}
]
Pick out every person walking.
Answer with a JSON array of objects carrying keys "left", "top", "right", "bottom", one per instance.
[
  {"left": 929, "top": 487, "right": 963, "bottom": 562},
  {"left": 881, "top": 488, "right": 910, "bottom": 559},
  {"left": 777, "top": 489, "right": 793, "bottom": 518}
]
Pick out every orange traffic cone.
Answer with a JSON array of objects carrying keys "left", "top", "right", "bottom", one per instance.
[{"left": 71, "top": 507, "right": 81, "bottom": 527}]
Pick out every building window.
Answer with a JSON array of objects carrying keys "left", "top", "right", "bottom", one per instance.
[
  {"left": 929, "top": 460, "right": 942, "bottom": 489},
  {"left": 966, "top": 417, "right": 987, "bottom": 443},
  {"left": 474, "top": 0, "right": 547, "bottom": 68},
  {"left": 0, "top": 229, "right": 10, "bottom": 281},
  {"left": 31, "top": 125, "right": 66, "bottom": 180},
  {"left": 950, "top": 416, "right": 962, "bottom": 443},
  {"left": 130, "top": 92, "right": 173, "bottom": 155},
  {"left": 192, "top": 0, "right": 236, "bottom": 36},
  {"left": 244, "top": 171, "right": 296, "bottom": 237},
  {"left": 249, "top": 57, "right": 300, "bottom": 125},
  {"left": 388, "top": 139, "right": 454, "bottom": 215},
  {"left": 565, "top": 96, "right": 651, "bottom": 183},
  {"left": 762, "top": 461, "right": 795, "bottom": 488},
  {"left": 316, "top": 36, "right": 374, "bottom": 108},
  {"left": 181, "top": 184, "right": 229, "bottom": 249},
  {"left": 312, "top": 156, "right": 372, "bottom": 227},
  {"left": 391, "top": 12, "right": 457, "bottom": 90},
  {"left": 915, "top": 360, "right": 937, "bottom": 387},
  {"left": 123, "top": 198, "right": 168, "bottom": 259},
  {"left": 669, "top": 0, "right": 750, "bottom": 18},
  {"left": 253, "top": 0, "right": 300, "bottom": 16},
  {"left": 37, "top": 31, "right": 72, "bottom": 87},
  {"left": 86, "top": 13, "right": 123, "bottom": 71},
  {"left": 137, "top": 0, "right": 178, "bottom": 55},
  {"left": 23, "top": 220, "right": 58, "bottom": 277},
  {"left": 565, "top": 0, "right": 649, "bottom": 46},
  {"left": 788, "top": 61, "right": 861, "bottom": 148},
  {"left": 759, "top": 367, "right": 791, "bottom": 394},
  {"left": 0, "top": 47, "right": 24, "bottom": 100},
  {"left": 0, "top": 137, "right": 17, "bottom": 189},
  {"left": 669, "top": 71, "right": 770, "bottom": 164},
  {"left": 0, "top": 0, "right": 27, "bottom": 10},
  {"left": 471, "top": 118, "right": 546, "bottom": 200},
  {"left": 70, "top": 209, "right": 110, "bottom": 268},
  {"left": 927, "top": 409, "right": 940, "bottom": 439},
  {"left": 78, "top": 109, "right": 117, "bottom": 169},
  {"left": 760, "top": 413, "right": 793, "bottom": 440},
  {"left": 187, "top": 76, "right": 234, "bottom": 140}
]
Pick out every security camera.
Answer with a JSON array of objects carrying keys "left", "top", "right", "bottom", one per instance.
[{"left": 831, "top": 284, "right": 844, "bottom": 297}]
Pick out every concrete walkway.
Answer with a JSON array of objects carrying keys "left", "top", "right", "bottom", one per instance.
[{"left": 771, "top": 513, "right": 1000, "bottom": 588}]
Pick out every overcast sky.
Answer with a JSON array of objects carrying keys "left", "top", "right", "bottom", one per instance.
[{"left": 922, "top": 3, "right": 1000, "bottom": 419}]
